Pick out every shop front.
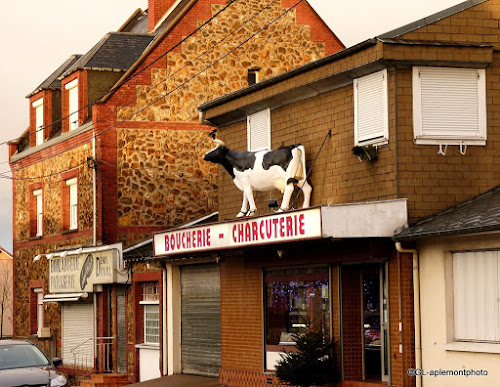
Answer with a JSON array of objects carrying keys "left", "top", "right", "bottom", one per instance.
[
  {"left": 44, "top": 243, "right": 127, "bottom": 372},
  {"left": 153, "top": 200, "right": 415, "bottom": 386}
]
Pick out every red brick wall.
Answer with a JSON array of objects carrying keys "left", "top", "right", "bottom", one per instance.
[
  {"left": 148, "top": 0, "right": 177, "bottom": 32},
  {"left": 340, "top": 265, "right": 363, "bottom": 381},
  {"left": 60, "top": 169, "right": 78, "bottom": 231},
  {"left": 220, "top": 253, "right": 263, "bottom": 372},
  {"left": 29, "top": 90, "right": 53, "bottom": 147},
  {"left": 61, "top": 71, "right": 88, "bottom": 133},
  {"left": 388, "top": 251, "right": 415, "bottom": 387},
  {"left": 29, "top": 280, "right": 44, "bottom": 335}
]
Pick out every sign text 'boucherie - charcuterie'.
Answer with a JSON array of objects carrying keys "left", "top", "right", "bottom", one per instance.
[{"left": 154, "top": 208, "right": 322, "bottom": 256}]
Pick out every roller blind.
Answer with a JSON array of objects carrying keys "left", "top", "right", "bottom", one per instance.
[
  {"left": 354, "top": 69, "right": 388, "bottom": 145},
  {"left": 413, "top": 67, "right": 486, "bottom": 144},
  {"left": 247, "top": 108, "right": 271, "bottom": 151}
]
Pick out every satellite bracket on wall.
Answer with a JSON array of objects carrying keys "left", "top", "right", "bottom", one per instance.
[
  {"left": 459, "top": 141, "right": 468, "bottom": 155},
  {"left": 437, "top": 143, "right": 448, "bottom": 156}
]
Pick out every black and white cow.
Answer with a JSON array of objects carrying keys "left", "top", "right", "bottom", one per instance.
[{"left": 203, "top": 139, "right": 312, "bottom": 217}]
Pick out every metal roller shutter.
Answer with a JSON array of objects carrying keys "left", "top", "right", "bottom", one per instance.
[
  {"left": 61, "top": 303, "right": 94, "bottom": 367},
  {"left": 181, "top": 264, "right": 221, "bottom": 377}
]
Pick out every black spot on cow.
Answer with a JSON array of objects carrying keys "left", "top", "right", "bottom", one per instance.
[
  {"left": 262, "top": 145, "right": 297, "bottom": 171},
  {"left": 226, "top": 149, "right": 257, "bottom": 173}
]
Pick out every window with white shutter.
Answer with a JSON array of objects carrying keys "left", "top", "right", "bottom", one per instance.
[
  {"left": 353, "top": 69, "right": 389, "bottom": 146},
  {"left": 32, "top": 98, "right": 44, "bottom": 146},
  {"left": 65, "top": 79, "right": 79, "bottom": 130},
  {"left": 453, "top": 251, "right": 500, "bottom": 343},
  {"left": 247, "top": 108, "right": 271, "bottom": 151},
  {"left": 413, "top": 67, "right": 486, "bottom": 145},
  {"left": 66, "top": 177, "right": 78, "bottom": 230},
  {"left": 33, "top": 189, "right": 43, "bottom": 236}
]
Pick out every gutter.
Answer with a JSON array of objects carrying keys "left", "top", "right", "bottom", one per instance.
[{"left": 395, "top": 242, "right": 422, "bottom": 387}]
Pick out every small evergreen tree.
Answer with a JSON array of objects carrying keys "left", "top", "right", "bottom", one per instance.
[{"left": 275, "top": 331, "right": 339, "bottom": 387}]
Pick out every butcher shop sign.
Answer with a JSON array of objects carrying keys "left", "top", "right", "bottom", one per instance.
[
  {"left": 154, "top": 207, "right": 323, "bottom": 257},
  {"left": 49, "top": 248, "right": 119, "bottom": 293}
]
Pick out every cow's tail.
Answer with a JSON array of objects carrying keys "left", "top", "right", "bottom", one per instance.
[{"left": 295, "top": 145, "right": 307, "bottom": 182}]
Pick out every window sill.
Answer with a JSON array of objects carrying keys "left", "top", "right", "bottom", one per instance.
[
  {"left": 28, "top": 236, "right": 43, "bottom": 241},
  {"left": 414, "top": 138, "right": 486, "bottom": 146},
  {"left": 62, "top": 229, "right": 78, "bottom": 235},
  {"left": 444, "top": 342, "right": 500, "bottom": 354},
  {"left": 135, "top": 343, "right": 160, "bottom": 350},
  {"left": 355, "top": 139, "right": 388, "bottom": 147}
]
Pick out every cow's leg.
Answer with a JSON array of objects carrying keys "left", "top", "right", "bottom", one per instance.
[
  {"left": 278, "top": 180, "right": 296, "bottom": 211},
  {"left": 241, "top": 180, "right": 257, "bottom": 216},
  {"left": 237, "top": 194, "right": 249, "bottom": 217},
  {"left": 300, "top": 180, "right": 312, "bottom": 208}
]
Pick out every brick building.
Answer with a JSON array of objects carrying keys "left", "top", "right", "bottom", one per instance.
[
  {"left": 8, "top": 0, "right": 342, "bottom": 383},
  {"left": 149, "top": 0, "right": 500, "bottom": 386}
]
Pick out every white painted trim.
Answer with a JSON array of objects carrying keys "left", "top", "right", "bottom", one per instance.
[
  {"left": 166, "top": 264, "right": 181, "bottom": 374},
  {"left": 65, "top": 177, "right": 77, "bottom": 186},
  {"left": 153, "top": 0, "right": 183, "bottom": 32},
  {"left": 139, "top": 300, "right": 160, "bottom": 305},
  {"left": 32, "top": 98, "right": 44, "bottom": 108},
  {"left": 33, "top": 189, "right": 42, "bottom": 196},
  {"left": 64, "top": 78, "right": 78, "bottom": 90},
  {"left": 444, "top": 342, "right": 500, "bottom": 354}
]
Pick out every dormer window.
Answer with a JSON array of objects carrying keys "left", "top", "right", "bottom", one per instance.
[
  {"left": 65, "top": 79, "right": 79, "bottom": 130},
  {"left": 32, "top": 98, "right": 44, "bottom": 146},
  {"left": 248, "top": 69, "right": 260, "bottom": 86}
]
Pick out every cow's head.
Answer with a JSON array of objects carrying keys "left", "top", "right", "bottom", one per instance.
[{"left": 203, "top": 139, "right": 228, "bottom": 164}]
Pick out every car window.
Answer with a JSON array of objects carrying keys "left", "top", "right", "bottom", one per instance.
[{"left": 0, "top": 344, "right": 50, "bottom": 370}]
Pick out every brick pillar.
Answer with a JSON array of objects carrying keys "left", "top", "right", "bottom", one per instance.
[{"left": 148, "top": 0, "right": 177, "bottom": 32}]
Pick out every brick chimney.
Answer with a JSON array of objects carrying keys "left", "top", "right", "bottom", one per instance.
[{"left": 148, "top": 0, "right": 177, "bottom": 32}]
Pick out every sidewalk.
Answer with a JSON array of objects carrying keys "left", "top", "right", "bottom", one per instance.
[{"left": 127, "top": 374, "right": 224, "bottom": 386}]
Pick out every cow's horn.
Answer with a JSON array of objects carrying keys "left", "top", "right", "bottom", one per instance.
[{"left": 214, "top": 139, "right": 226, "bottom": 147}]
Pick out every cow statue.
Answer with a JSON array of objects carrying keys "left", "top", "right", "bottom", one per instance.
[{"left": 203, "top": 139, "right": 312, "bottom": 217}]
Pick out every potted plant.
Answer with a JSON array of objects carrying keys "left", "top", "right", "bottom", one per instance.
[
  {"left": 352, "top": 145, "right": 378, "bottom": 162},
  {"left": 275, "top": 330, "right": 339, "bottom": 387}
]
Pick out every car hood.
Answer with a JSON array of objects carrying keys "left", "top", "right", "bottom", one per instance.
[{"left": 0, "top": 366, "right": 55, "bottom": 387}]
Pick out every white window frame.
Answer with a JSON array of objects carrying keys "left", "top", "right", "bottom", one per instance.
[
  {"left": 32, "top": 98, "right": 44, "bottom": 146},
  {"left": 34, "top": 288, "right": 44, "bottom": 335},
  {"left": 452, "top": 251, "right": 500, "bottom": 344},
  {"left": 139, "top": 282, "right": 160, "bottom": 345},
  {"left": 66, "top": 178, "right": 78, "bottom": 230},
  {"left": 353, "top": 69, "right": 389, "bottom": 146},
  {"left": 412, "top": 66, "right": 487, "bottom": 146},
  {"left": 33, "top": 189, "right": 43, "bottom": 236},
  {"left": 247, "top": 108, "right": 271, "bottom": 151},
  {"left": 65, "top": 79, "right": 79, "bottom": 131}
]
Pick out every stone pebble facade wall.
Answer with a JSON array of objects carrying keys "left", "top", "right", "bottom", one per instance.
[
  {"left": 13, "top": 144, "right": 93, "bottom": 241},
  {"left": 117, "top": 128, "right": 218, "bottom": 230},
  {"left": 12, "top": 144, "right": 94, "bottom": 338},
  {"left": 117, "top": 0, "right": 332, "bottom": 123}
]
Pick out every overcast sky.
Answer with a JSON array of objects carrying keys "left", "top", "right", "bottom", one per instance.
[{"left": 0, "top": 0, "right": 464, "bottom": 252}]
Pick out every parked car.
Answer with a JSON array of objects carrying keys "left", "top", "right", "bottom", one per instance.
[{"left": 0, "top": 340, "right": 68, "bottom": 387}]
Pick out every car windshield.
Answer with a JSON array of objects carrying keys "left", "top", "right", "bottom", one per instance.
[{"left": 0, "top": 344, "right": 50, "bottom": 370}]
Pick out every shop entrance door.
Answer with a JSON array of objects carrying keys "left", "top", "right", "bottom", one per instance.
[{"left": 341, "top": 264, "right": 389, "bottom": 382}]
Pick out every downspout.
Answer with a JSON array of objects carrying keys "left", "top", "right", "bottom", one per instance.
[
  {"left": 92, "top": 135, "right": 97, "bottom": 246},
  {"left": 162, "top": 265, "right": 168, "bottom": 375},
  {"left": 395, "top": 242, "right": 422, "bottom": 387}
]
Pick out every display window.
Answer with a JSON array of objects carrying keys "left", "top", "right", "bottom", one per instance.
[{"left": 264, "top": 266, "right": 330, "bottom": 351}]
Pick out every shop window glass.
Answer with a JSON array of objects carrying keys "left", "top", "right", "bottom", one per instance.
[{"left": 264, "top": 266, "right": 330, "bottom": 347}]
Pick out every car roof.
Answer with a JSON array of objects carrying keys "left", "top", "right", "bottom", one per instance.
[{"left": 0, "top": 340, "right": 33, "bottom": 346}]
